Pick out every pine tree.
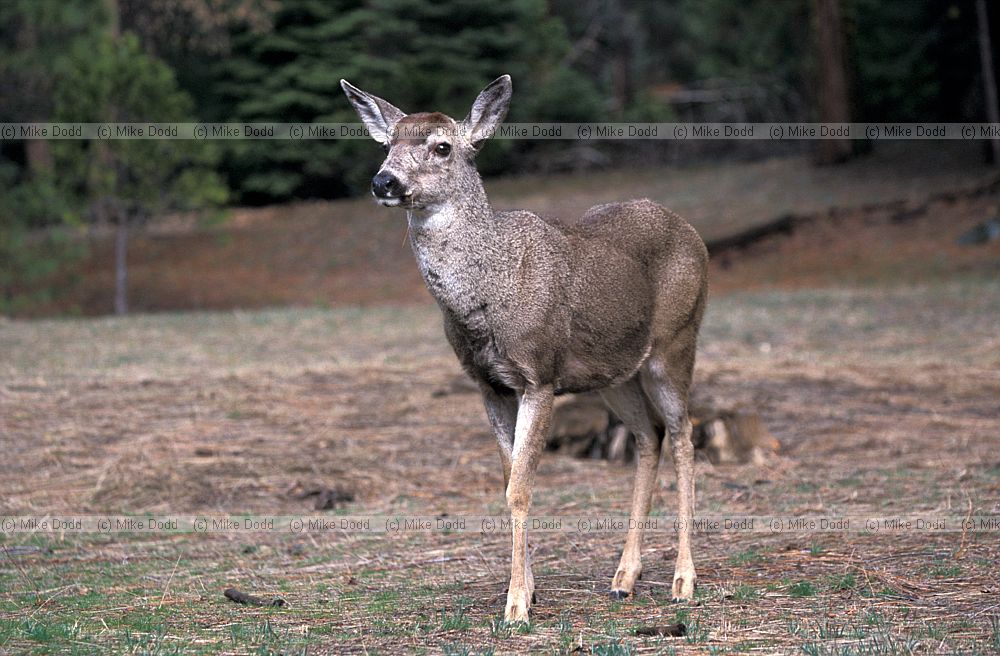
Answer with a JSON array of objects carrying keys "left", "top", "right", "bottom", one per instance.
[
  {"left": 52, "top": 30, "right": 228, "bottom": 314},
  {"left": 216, "top": 0, "right": 602, "bottom": 203}
]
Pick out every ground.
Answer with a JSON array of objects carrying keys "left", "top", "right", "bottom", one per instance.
[
  {"left": 26, "top": 141, "right": 998, "bottom": 317},
  {"left": 2, "top": 145, "right": 1000, "bottom": 653}
]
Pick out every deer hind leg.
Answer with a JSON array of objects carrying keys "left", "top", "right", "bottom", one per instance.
[
  {"left": 640, "top": 349, "right": 697, "bottom": 601},
  {"left": 600, "top": 379, "right": 662, "bottom": 599}
]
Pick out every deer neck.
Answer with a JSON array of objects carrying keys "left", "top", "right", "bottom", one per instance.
[
  {"left": 405, "top": 175, "right": 509, "bottom": 316},
  {"left": 406, "top": 173, "right": 492, "bottom": 234}
]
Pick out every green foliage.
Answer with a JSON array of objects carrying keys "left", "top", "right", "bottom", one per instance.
[
  {"left": 681, "top": 0, "right": 812, "bottom": 90},
  {"left": 788, "top": 580, "right": 817, "bottom": 597},
  {"left": 52, "top": 31, "right": 227, "bottom": 217},
  {"left": 0, "top": 3, "right": 226, "bottom": 315},
  {"left": 215, "top": 0, "right": 604, "bottom": 203},
  {"left": 0, "top": 0, "right": 108, "bottom": 122},
  {"left": 0, "top": 165, "right": 86, "bottom": 315},
  {"left": 853, "top": 0, "right": 980, "bottom": 122},
  {"left": 678, "top": 0, "right": 984, "bottom": 124},
  {"left": 0, "top": 1, "right": 103, "bottom": 314}
]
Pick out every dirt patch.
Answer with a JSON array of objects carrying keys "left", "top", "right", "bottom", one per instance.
[{"left": 709, "top": 188, "right": 1000, "bottom": 294}]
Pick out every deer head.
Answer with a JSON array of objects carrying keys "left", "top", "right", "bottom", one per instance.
[{"left": 340, "top": 76, "right": 512, "bottom": 211}]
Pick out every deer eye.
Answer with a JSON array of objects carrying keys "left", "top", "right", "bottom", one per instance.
[
  {"left": 381, "top": 142, "right": 390, "bottom": 154},
  {"left": 434, "top": 142, "right": 451, "bottom": 157}
]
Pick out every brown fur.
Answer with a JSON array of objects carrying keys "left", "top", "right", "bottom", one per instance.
[
  {"left": 390, "top": 112, "right": 455, "bottom": 145},
  {"left": 342, "top": 76, "right": 708, "bottom": 621}
]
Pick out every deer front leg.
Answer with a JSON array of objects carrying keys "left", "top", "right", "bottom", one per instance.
[
  {"left": 482, "top": 387, "right": 535, "bottom": 604},
  {"left": 504, "top": 384, "right": 553, "bottom": 623},
  {"left": 482, "top": 386, "right": 518, "bottom": 494}
]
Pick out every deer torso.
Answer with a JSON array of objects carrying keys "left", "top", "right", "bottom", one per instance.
[{"left": 407, "top": 200, "right": 663, "bottom": 395}]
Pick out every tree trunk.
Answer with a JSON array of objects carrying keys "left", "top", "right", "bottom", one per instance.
[
  {"left": 25, "top": 137, "right": 53, "bottom": 177},
  {"left": 17, "top": 13, "right": 53, "bottom": 177},
  {"left": 114, "top": 213, "right": 128, "bottom": 316},
  {"left": 105, "top": 0, "right": 120, "bottom": 38},
  {"left": 813, "top": 0, "right": 852, "bottom": 165},
  {"left": 108, "top": 0, "right": 127, "bottom": 315},
  {"left": 976, "top": 0, "right": 1000, "bottom": 165}
]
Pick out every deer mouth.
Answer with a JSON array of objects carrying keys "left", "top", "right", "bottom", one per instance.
[
  {"left": 376, "top": 192, "right": 416, "bottom": 208},
  {"left": 375, "top": 194, "right": 413, "bottom": 207}
]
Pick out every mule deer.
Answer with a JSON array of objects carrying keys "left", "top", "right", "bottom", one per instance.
[{"left": 342, "top": 75, "right": 708, "bottom": 622}]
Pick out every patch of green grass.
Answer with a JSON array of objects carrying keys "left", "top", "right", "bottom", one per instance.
[
  {"left": 555, "top": 617, "right": 576, "bottom": 653},
  {"left": 800, "top": 628, "right": 919, "bottom": 656},
  {"left": 367, "top": 589, "right": 401, "bottom": 613},
  {"left": 590, "top": 639, "right": 634, "bottom": 656},
  {"left": 952, "top": 617, "right": 975, "bottom": 630},
  {"left": 694, "top": 583, "right": 714, "bottom": 601},
  {"left": 488, "top": 618, "right": 513, "bottom": 639},
  {"left": 860, "top": 608, "right": 889, "bottom": 628},
  {"left": 11, "top": 617, "right": 83, "bottom": 644},
  {"left": 123, "top": 626, "right": 185, "bottom": 655},
  {"left": 442, "top": 643, "right": 493, "bottom": 656},
  {"left": 728, "top": 548, "right": 764, "bottom": 566},
  {"left": 366, "top": 616, "right": 399, "bottom": 637},
  {"left": 227, "top": 619, "right": 312, "bottom": 654},
  {"left": 919, "top": 622, "right": 946, "bottom": 642},
  {"left": 788, "top": 581, "right": 817, "bottom": 597},
  {"left": 927, "top": 564, "right": 962, "bottom": 578},
  {"left": 733, "top": 639, "right": 773, "bottom": 652},
  {"left": 728, "top": 584, "right": 760, "bottom": 601},
  {"left": 603, "top": 619, "right": 621, "bottom": 638},
  {"left": 813, "top": 620, "right": 846, "bottom": 641},
  {"left": 117, "top": 608, "right": 174, "bottom": 636},
  {"left": 684, "top": 619, "right": 709, "bottom": 644},
  {"left": 54, "top": 587, "right": 107, "bottom": 613},
  {"left": 826, "top": 572, "right": 857, "bottom": 591},
  {"left": 438, "top": 602, "right": 472, "bottom": 631}
]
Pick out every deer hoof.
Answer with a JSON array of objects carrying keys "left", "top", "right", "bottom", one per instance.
[
  {"left": 503, "top": 588, "right": 537, "bottom": 604},
  {"left": 671, "top": 575, "right": 695, "bottom": 601}
]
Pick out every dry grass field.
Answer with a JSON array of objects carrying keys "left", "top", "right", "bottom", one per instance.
[
  {"left": 2, "top": 146, "right": 1000, "bottom": 653},
  {"left": 3, "top": 278, "right": 999, "bottom": 653}
]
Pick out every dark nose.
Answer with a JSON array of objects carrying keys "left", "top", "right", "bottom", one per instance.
[{"left": 371, "top": 171, "right": 403, "bottom": 198}]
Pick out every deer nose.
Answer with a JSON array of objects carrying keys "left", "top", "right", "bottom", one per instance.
[{"left": 371, "top": 171, "right": 403, "bottom": 198}]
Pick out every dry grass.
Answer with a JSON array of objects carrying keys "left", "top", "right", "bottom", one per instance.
[{"left": 2, "top": 277, "right": 999, "bottom": 653}]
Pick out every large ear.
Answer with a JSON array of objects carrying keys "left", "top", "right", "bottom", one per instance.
[
  {"left": 463, "top": 75, "right": 512, "bottom": 150},
  {"left": 340, "top": 79, "right": 406, "bottom": 145}
]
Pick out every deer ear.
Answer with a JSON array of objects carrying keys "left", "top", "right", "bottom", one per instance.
[
  {"left": 340, "top": 80, "right": 406, "bottom": 145},
  {"left": 463, "top": 75, "right": 512, "bottom": 151}
]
